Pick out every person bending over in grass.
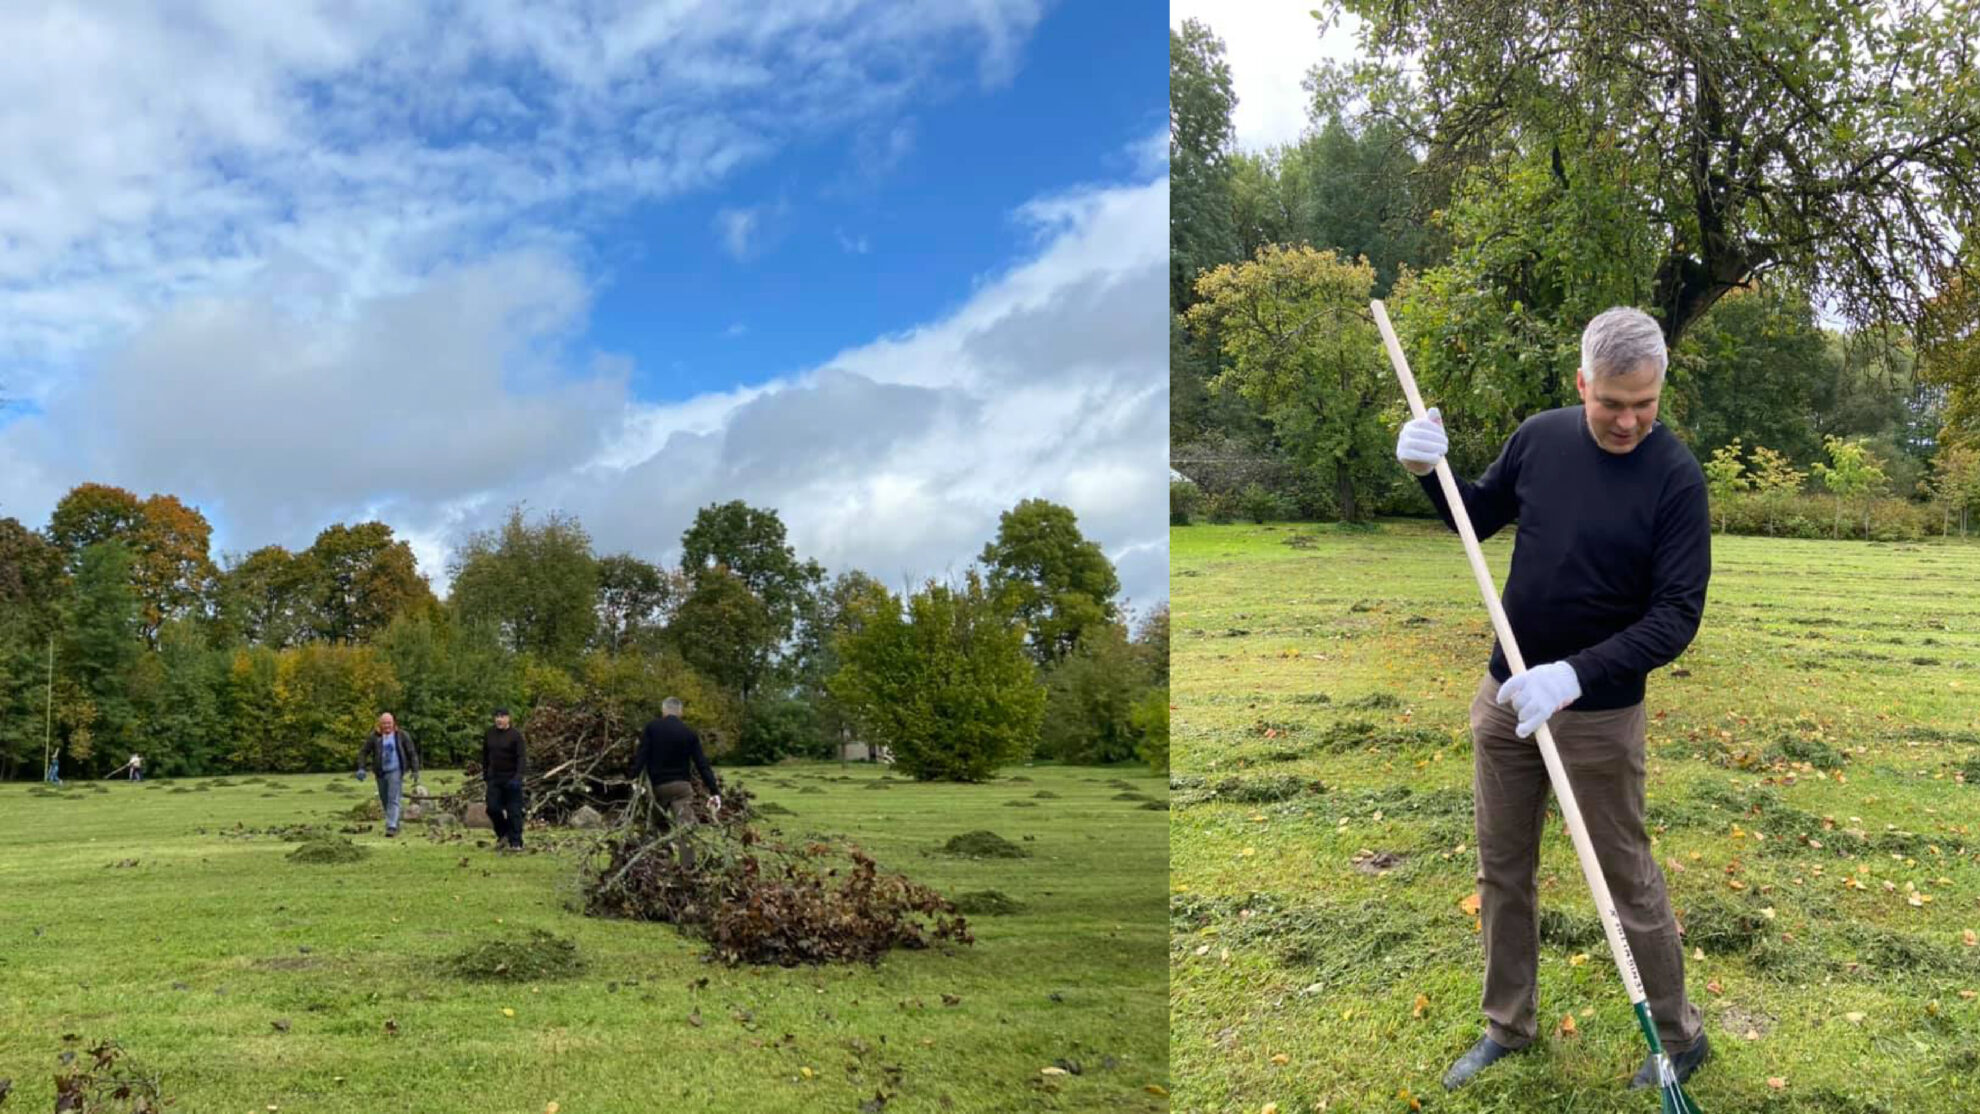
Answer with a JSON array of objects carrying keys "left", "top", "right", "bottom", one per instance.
[
  {"left": 355, "top": 711, "right": 423, "bottom": 838},
  {"left": 630, "top": 697, "right": 721, "bottom": 870},
  {"left": 483, "top": 707, "right": 527, "bottom": 853},
  {"left": 1395, "top": 306, "right": 1712, "bottom": 1093}
]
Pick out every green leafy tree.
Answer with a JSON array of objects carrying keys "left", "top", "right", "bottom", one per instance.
[
  {"left": 1703, "top": 440, "right": 1751, "bottom": 534},
  {"left": 449, "top": 507, "right": 599, "bottom": 664},
  {"left": 593, "top": 553, "right": 681, "bottom": 653},
  {"left": 669, "top": 565, "right": 779, "bottom": 701},
  {"left": 62, "top": 541, "right": 143, "bottom": 764},
  {"left": 1338, "top": 0, "right": 1980, "bottom": 346},
  {"left": 1748, "top": 445, "right": 1810, "bottom": 536},
  {"left": 1923, "top": 442, "right": 1980, "bottom": 537},
  {"left": 1131, "top": 689, "right": 1171, "bottom": 775},
  {"left": 679, "top": 501, "right": 824, "bottom": 645},
  {"left": 215, "top": 545, "right": 320, "bottom": 649},
  {"left": 1171, "top": 18, "right": 1242, "bottom": 313},
  {"left": 1037, "top": 623, "right": 1155, "bottom": 765},
  {"left": 979, "top": 499, "right": 1121, "bottom": 664},
  {"left": 1187, "top": 246, "right": 1393, "bottom": 521},
  {"left": 1811, "top": 435, "right": 1889, "bottom": 539},
  {"left": 829, "top": 572, "right": 1045, "bottom": 783},
  {"left": 306, "top": 522, "right": 435, "bottom": 644}
]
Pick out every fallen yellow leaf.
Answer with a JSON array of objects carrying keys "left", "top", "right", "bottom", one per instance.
[
  {"left": 1412, "top": 993, "right": 1430, "bottom": 1019},
  {"left": 1262, "top": 1104, "right": 1280, "bottom": 1114},
  {"left": 1145, "top": 1085, "right": 1169, "bottom": 1096},
  {"left": 1270, "top": 1053, "right": 1290, "bottom": 1066},
  {"left": 1459, "top": 893, "right": 1481, "bottom": 917},
  {"left": 800, "top": 1067, "right": 815, "bottom": 1080},
  {"left": 1556, "top": 1014, "right": 1578, "bottom": 1037},
  {"left": 546, "top": 1104, "right": 560, "bottom": 1114},
  {"left": 501, "top": 1008, "right": 515, "bottom": 1018},
  {"left": 1768, "top": 1077, "right": 1788, "bottom": 1090},
  {"left": 1569, "top": 953, "right": 1588, "bottom": 967}
]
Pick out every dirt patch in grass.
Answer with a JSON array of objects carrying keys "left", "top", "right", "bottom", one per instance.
[
  {"left": 449, "top": 929, "right": 586, "bottom": 982},
  {"left": 755, "top": 802, "right": 795, "bottom": 816}
]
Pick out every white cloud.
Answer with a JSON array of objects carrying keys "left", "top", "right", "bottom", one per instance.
[
  {"left": 0, "top": 171, "right": 1170, "bottom": 606},
  {"left": 716, "top": 208, "right": 761, "bottom": 260},
  {"left": 836, "top": 229, "right": 873, "bottom": 254},
  {"left": 1169, "top": 2, "right": 1363, "bottom": 152},
  {"left": 0, "top": 0, "right": 1049, "bottom": 398}
]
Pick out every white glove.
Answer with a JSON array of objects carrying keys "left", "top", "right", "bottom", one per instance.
[
  {"left": 1396, "top": 407, "right": 1448, "bottom": 476},
  {"left": 1496, "top": 661, "right": 1582, "bottom": 738}
]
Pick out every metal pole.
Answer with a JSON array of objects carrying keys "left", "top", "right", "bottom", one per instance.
[{"left": 42, "top": 634, "right": 55, "bottom": 777}]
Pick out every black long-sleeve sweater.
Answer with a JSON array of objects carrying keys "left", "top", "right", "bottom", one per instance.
[
  {"left": 631, "top": 715, "right": 719, "bottom": 794},
  {"left": 1419, "top": 406, "right": 1711, "bottom": 710},
  {"left": 482, "top": 726, "right": 526, "bottom": 781}
]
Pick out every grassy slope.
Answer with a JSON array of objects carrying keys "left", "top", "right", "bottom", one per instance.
[
  {"left": 0, "top": 762, "right": 1168, "bottom": 1113},
  {"left": 1171, "top": 520, "right": 1980, "bottom": 1113}
]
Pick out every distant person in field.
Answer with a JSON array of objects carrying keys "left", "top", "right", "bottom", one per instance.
[
  {"left": 631, "top": 697, "right": 721, "bottom": 869},
  {"left": 1395, "top": 306, "right": 1711, "bottom": 1092},
  {"left": 46, "top": 749, "right": 61, "bottom": 784},
  {"left": 129, "top": 753, "right": 142, "bottom": 781},
  {"left": 482, "top": 707, "right": 527, "bottom": 853},
  {"left": 355, "top": 712, "right": 423, "bottom": 838}
]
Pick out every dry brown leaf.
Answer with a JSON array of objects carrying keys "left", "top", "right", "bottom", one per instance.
[
  {"left": 1412, "top": 993, "right": 1430, "bottom": 1019},
  {"left": 1556, "top": 1014, "right": 1578, "bottom": 1038},
  {"left": 1768, "top": 1077, "right": 1787, "bottom": 1090},
  {"left": 1270, "top": 1053, "right": 1291, "bottom": 1066},
  {"left": 1707, "top": 980, "right": 1723, "bottom": 996},
  {"left": 1964, "top": 929, "right": 1977, "bottom": 948}
]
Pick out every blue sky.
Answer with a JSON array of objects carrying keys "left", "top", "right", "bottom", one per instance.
[{"left": 0, "top": 1, "right": 1170, "bottom": 610}]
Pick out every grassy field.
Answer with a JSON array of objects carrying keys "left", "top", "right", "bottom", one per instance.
[
  {"left": 0, "top": 761, "right": 1168, "bottom": 1113},
  {"left": 1171, "top": 520, "right": 1980, "bottom": 1113}
]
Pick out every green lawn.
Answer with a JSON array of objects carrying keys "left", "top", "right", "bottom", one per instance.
[
  {"left": 1171, "top": 520, "right": 1980, "bottom": 1113},
  {"left": 0, "top": 762, "right": 1168, "bottom": 1113}
]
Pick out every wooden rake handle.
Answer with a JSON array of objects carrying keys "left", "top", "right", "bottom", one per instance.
[{"left": 1370, "top": 299, "right": 1655, "bottom": 1015}]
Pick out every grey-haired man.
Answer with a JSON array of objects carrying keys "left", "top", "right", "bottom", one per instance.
[
  {"left": 356, "top": 712, "right": 422, "bottom": 837},
  {"left": 1396, "top": 307, "right": 1712, "bottom": 1092}
]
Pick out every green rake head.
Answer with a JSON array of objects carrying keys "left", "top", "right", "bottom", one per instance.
[{"left": 1651, "top": 1052, "right": 1701, "bottom": 1114}]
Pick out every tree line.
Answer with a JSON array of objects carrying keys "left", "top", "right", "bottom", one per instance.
[
  {"left": 1170, "top": 7, "right": 1980, "bottom": 537},
  {"left": 0, "top": 487, "right": 1167, "bottom": 782}
]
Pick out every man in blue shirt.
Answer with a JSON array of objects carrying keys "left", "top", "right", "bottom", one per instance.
[{"left": 356, "top": 711, "right": 423, "bottom": 837}]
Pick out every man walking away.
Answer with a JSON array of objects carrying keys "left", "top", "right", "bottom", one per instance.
[
  {"left": 630, "top": 697, "right": 722, "bottom": 869},
  {"left": 356, "top": 712, "right": 423, "bottom": 837},
  {"left": 483, "top": 707, "right": 527, "bottom": 853}
]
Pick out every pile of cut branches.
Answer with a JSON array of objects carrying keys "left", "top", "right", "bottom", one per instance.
[
  {"left": 449, "top": 699, "right": 754, "bottom": 827},
  {"left": 580, "top": 821, "right": 971, "bottom": 965}
]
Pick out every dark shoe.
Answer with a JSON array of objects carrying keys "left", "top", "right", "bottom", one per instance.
[
  {"left": 385, "top": 828, "right": 398, "bottom": 838},
  {"left": 1630, "top": 1034, "right": 1710, "bottom": 1090},
  {"left": 1443, "top": 1036, "right": 1526, "bottom": 1090}
]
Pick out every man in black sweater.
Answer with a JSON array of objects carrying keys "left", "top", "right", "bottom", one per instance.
[
  {"left": 482, "top": 708, "right": 526, "bottom": 852},
  {"left": 631, "top": 697, "right": 721, "bottom": 868},
  {"left": 1396, "top": 306, "right": 1711, "bottom": 1092}
]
